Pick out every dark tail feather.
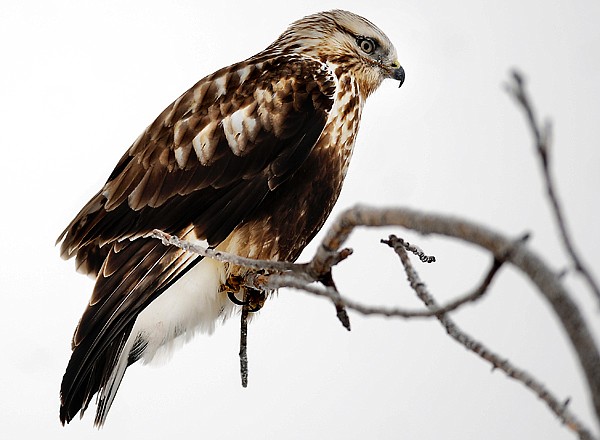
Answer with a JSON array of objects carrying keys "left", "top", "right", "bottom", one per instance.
[{"left": 59, "top": 321, "right": 134, "bottom": 426}]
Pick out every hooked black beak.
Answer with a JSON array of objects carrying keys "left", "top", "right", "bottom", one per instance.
[{"left": 392, "top": 65, "right": 405, "bottom": 88}]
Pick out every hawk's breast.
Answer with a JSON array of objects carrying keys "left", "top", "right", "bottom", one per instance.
[{"left": 221, "top": 69, "right": 364, "bottom": 266}]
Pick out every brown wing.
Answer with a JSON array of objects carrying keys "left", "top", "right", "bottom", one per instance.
[
  {"left": 58, "top": 54, "right": 335, "bottom": 424},
  {"left": 59, "top": 54, "right": 334, "bottom": 265}
]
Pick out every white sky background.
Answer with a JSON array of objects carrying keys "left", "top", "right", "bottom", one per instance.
[{"left": 1, "top": 0, "right": 599, "bottom": 438}]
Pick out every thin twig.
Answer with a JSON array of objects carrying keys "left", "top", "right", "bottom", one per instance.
[
  {"left": 388, "top": 241, "right": 596, "bottom": 440},
  {"left": 506, "top": 70, "right": 600, "bottom": 305},
  {"left": 318, "top": 271, "right": 351, "bottom": 330},
  {"left": 151, "top": 229, "right": 303, "bottom": 273},
  {"left": 239, "top": 290, "right": 249, "bottom": 388},
  {"left": 382, "top": 235, "right": 436, "bottom": 263}
]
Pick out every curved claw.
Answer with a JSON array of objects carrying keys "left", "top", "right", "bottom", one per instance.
[
  {"left": 227, "top": 291, "right": 248, "bottom": 306},
  {"left": 227, "top": 290, "right": 265, "bottom": 313}
]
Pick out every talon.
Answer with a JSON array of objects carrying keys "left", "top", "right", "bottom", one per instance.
[
  {"left": 224, "top": 274, "right": 267, "bottom": 312},
  {"left": 227, "top": 291, "right": 249, "bottom": 306}
]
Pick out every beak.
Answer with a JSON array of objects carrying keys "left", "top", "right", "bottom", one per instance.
[{"left": 390, "top": 63, "right": 405, "bottom": 88}]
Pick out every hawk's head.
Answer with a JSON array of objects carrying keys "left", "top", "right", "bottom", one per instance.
[{"left": 268, "top": 10, "right": 404, "bottom": 98}]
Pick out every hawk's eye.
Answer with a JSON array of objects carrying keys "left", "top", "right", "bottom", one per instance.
[{"left": 357, "top": 37, "right": 376, "bottom": 54}]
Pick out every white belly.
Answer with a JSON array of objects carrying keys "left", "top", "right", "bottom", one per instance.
[{"left": 132, "top": 256, "right": 232, "bottom": 364}]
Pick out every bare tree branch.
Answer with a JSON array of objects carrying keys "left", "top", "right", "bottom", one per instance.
[
  {"left": 154, "top": 231, "right": 504, "bottom": 320},
  {"left": 154, "top": 204, "right": 599, "bottom": 438},
  {"left": 312, "top": 205, "right": 600, "bottom": 430},
  {"left": 505, "top": 70, "right": 600, "bottom": 305},
  {"left": 154, "top": 208, "right": 599, "bottom": 438},
  {"left": 385, "top": 238, "right": 596, "bottom": 440},
  {"left": 154, "top": 204, "right": 600, "bottom": 433}
]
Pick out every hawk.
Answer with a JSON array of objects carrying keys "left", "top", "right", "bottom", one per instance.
[{"left": 57, "top": 9, "right": 404, "bottom": 426}]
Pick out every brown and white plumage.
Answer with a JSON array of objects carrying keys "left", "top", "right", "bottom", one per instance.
[{"left": 57, "top": 9, "right": 404, "bottom": 426}]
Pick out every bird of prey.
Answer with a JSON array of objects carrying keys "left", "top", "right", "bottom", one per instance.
[{"left": 57, "top": 9, "right": 404, "bottom": 426}]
